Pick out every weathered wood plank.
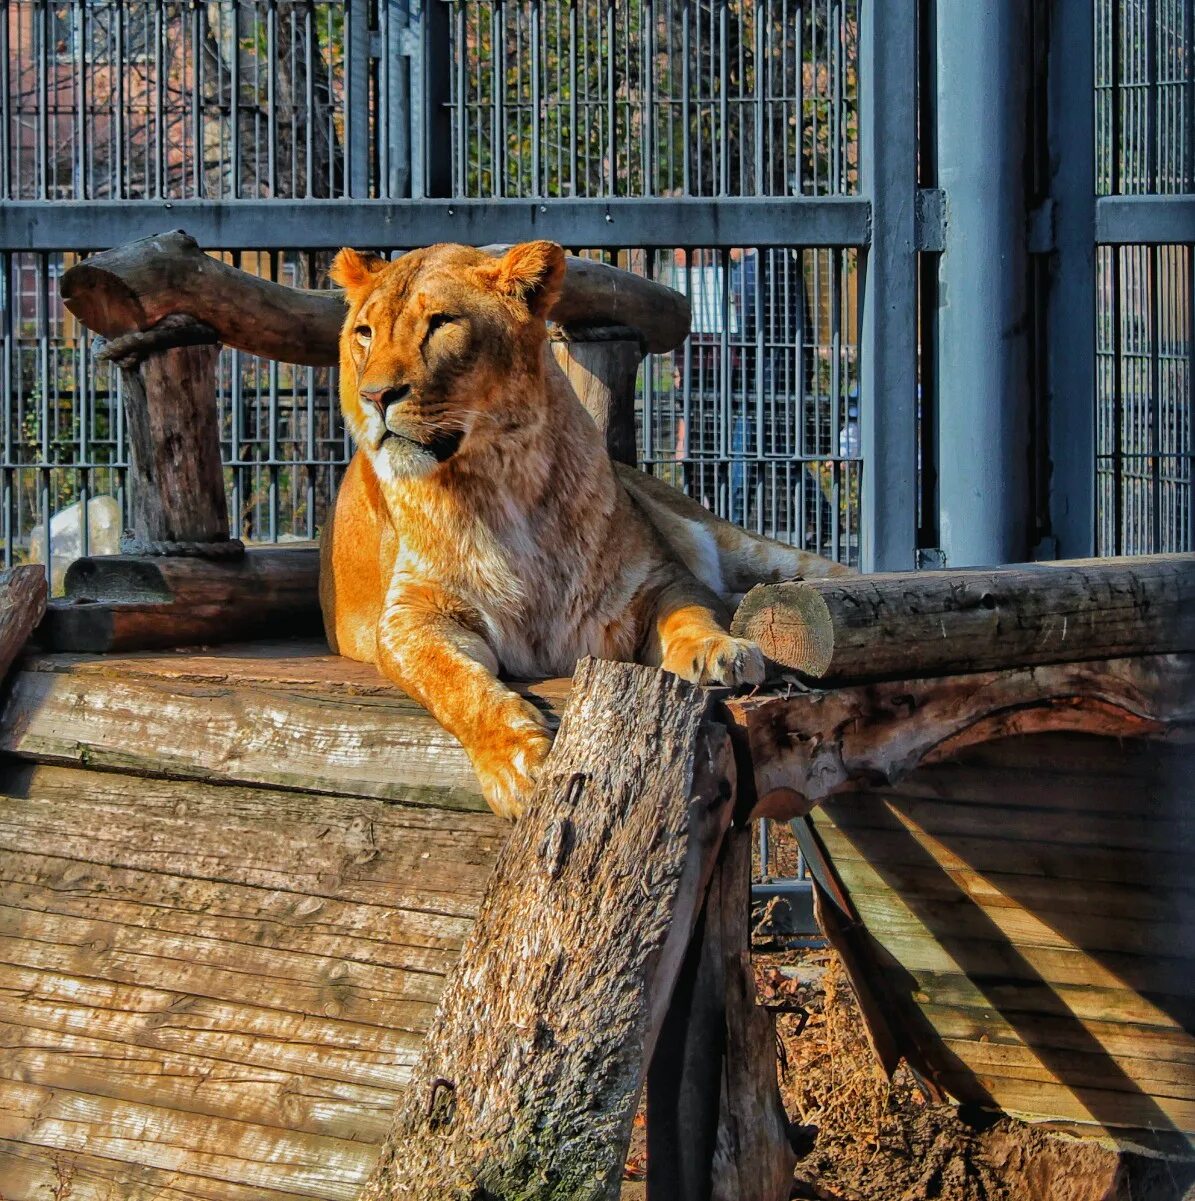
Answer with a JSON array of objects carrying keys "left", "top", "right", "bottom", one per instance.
[
  {"left": 0, "top": 1078, "right": 375, "bottom": 1201},
  {"left": 0, "top": 669, "right": 488, "bottom": 809},
  {"left": 929, "top": 1073, "right": 1195, "bottom": 1137},
  {"left": 0, "top": 1137, "right": 322, "bottom": 1201},
  {"left": 732, "top": 555, "right": 1195, "bottom": 681},
  {"left": 61, "top": 230, "right": 690, "bottom": 361},
  {"left": 0, "top": 965, "right": 425, "bottom": 1092},
  {"left": 0, "top": 763, "right": 502, "bottom": 916},
  {"left": 362, "top": 659, "right": 735, "bottom": 1201},
  {"left": 0, "top": 565, "right": 47, "bottom": 682},
  {"left": 813, "top": 813, "right": 1195, "bottom": 891},
  {"left": 0, "top": 1021, "right": 397, "bottom": 1143}
]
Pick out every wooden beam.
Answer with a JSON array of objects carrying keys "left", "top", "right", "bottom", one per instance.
[
  {"left": 0, "top": 566, "right": 47, "bottom": 682},
  {"left": 726, "top": 653, "right": 1195, "bottom": 818},
  {"left": 61, "top": 230, "right": 691, "bottom": 362},
  {"left": 550, "top": 334, "right": 642, "bottom": 466},
  {"left": 359, "top": 659, "right": 735, "bottom": 1201},
  {"left": 732, "top": 556, "right": 1195, "bottom": 681},
  {"left": 37, "top": 547, "right": 323, "bottom": 652},
  {"left": 647, "top": 826, "right": 797, "bottom": 1201}
]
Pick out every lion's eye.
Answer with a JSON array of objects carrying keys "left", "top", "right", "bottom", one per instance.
[
  {"left": 426, "top": 313, "right": 459, "bottom": 335},
  {"left": 354, "top": 324, "right": 372, "bottom": 347}
]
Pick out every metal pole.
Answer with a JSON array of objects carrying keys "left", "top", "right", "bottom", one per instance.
[
  {"left": 935, "top": 0, "right": 1032, "bottom": 567},
  {"left": 1046, "top": 0, "right": 1096, "bottom": 559},
  {"left": 858, "top": 0, "right": 918, "bottom": 572}
]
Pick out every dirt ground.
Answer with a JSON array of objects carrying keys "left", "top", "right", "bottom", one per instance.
[{"left": 755, "top": 946, "right": 1195, "bottom": 1201}]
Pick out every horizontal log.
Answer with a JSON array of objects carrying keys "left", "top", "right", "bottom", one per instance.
[
  {"left": 61, "top": 230, "right": 690, "bottom": 362},
  {"left": 37, "top": 546, "right": 323, "bottom": 652},
  {"left": 731, "top": 555, "right": 1195, "bottom": 681}
]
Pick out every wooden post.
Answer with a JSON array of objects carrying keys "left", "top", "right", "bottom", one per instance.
[
  {"left": 647, "top": 826, "right": 798, "bottom": 1201},
  {"left": 551, "top": 331, "right": 643, "bottom": 465},
  {"left": 359, "top": 659, "right": 736, "bottom": 1201},
  {"left": 118, "top": 340, "right": 231, "bottom": 547}
]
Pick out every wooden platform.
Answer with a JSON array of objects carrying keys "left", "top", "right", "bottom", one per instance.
[
  {"left": 0, "top": 642, "right": 562, "bottom": 1200},
  {"left": 806, "top": 730, "right": 1195, "bottom": 1150}
]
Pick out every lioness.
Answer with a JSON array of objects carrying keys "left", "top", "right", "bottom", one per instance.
[{"left": 320, "top": 241, "right": 850, "bottom": 818}]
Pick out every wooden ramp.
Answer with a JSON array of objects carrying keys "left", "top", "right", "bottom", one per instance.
[
  {"left": 803, "top": 730, "right": 1195, "bottom": 1148},
  {"left": 0, "top": 643, "right": 558, "bottom": 1200}
]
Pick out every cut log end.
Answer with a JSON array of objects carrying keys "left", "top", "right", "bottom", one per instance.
[{"left": 731, "top": 582, "right": 836, "bottom": 678}]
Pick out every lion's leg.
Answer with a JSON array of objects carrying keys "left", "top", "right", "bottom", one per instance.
[
  {"left": 644, "top": 577, "right": 766, "bottom": 689},
  {"left": 377, "top": 584, "right": 551, "bottom": 820}
]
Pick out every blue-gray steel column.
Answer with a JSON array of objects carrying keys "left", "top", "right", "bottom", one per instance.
[
  {"left": 859, "top": 0, "right": 919, "bottom": 572},
  {"left": 935, "top": 0, "right": 1032, "bottom": 567},
  {"left": 1047, "top": 1, "right": 1096, "bottom": 559}
]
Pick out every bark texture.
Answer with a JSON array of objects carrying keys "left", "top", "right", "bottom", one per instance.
[
  {"left": 61, "top": 231, "right": 690, "bottom": 362},
  {"left": 732, "top": 556, "right": 1195, "bottom": 681},
  {"left": 120, "top": 342, "right": 229, "bottom": 544},
  {"left": 0, "top": 565, "right": 47, "bottom": 682},
  {"left": 360, "top": 658, "right": 735, "bottom": 1201},
  {"left": 550, "top": 336, "right": 642, "bottom": 466}
]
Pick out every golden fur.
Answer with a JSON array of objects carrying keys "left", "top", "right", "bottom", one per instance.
[{"left": 320, "top": 241, "right": 851, "bottom": 818}]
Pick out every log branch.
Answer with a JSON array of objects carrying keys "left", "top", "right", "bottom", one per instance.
[{"left": 61, "top": 230, "right": 691, "bottom": 362}]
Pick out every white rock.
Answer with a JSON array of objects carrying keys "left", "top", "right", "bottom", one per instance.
[{"left": 28, "top": 495, "right": 123, "bottom": 594}]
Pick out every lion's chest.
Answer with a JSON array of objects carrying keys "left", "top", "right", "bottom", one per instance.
[{"left": 451, "top": 516, "right": 650, "bottom": 679}]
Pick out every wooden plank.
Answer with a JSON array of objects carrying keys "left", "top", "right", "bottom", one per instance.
[
  {"left": 0, "top": 668, "right": 492, "bottom": 810},
  {"left": 0, "top": 763, "right": 502, "bottom": 917},
  {"left": 903, "top": 970, "right": 1195, "bottom": 1033},
  {"left": 828, "top": 792, "right": 1195, "bottom": 854},
  {"left": 0, "top": 1021, "right": 397, "bottom": 1143},
  {"left": 0, "top": 1079, "right": 375, "bottom": 1201},
  {"left": 731, "top": 555, "right": 1195, "bottom": 681},
  {"left": 0, "top": 1137, "right": 325, "bottom": 1201},
  {"left": 918, "top": 1005, "right": 1195, "bottom": 1068},
  {"left": 930, "top": 1072, "right": 1195, "bottom": 1138},
  {"left": 0, "top": 965, "right": 425, "bottom": 1092},
  {"left": 813, "top": 815, "right": 1195, "bottom": 890},
  {"left": 813, "top": 850, "right": 1186, "bottom": 925},
  {"left": 0, "top": 849, "right": 467, "bottom": 973},
  {"left": 728, "top": 653, "right": 1195, "bottom": 815},
  {"left": 840, "top": 878, "right": 1190, "bottom": 962},
  {"left": 362, "top": 659, "right": 735, "bottom": 1201}
]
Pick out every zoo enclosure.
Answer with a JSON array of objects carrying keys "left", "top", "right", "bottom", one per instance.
[{"left": 0, "top": 0, "right": 1191, "bottom": 575}]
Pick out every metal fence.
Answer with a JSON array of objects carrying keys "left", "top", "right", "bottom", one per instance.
[
  {"left": 1094, "top": 0, "right": 1194, "bottom": 556},
  {"left": 1, "top": 0, "right": 874, "bottom": 585}
]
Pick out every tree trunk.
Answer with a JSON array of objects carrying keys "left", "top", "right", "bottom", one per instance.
[{"left": 359, "top": 658, "right": 736, "bottom": 1201}]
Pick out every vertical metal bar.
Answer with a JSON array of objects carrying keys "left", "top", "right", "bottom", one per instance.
[
  {"left": 190, "top": 0, "right": 201, "bottom": 196},
  {"left": 606, "top": 0, "right": 616, "bottom": 195},
  {"left": 642, "top": 0, "right": 654, "bottom": 195},
  {"left": 1047, "top": 0, "right": 1098, "bottom": 557},
  {"left": 267, "top": 0, "right": 278, "bottom": 196},
  {"left": 681, "top": 0, "right": 691, "bottom": 195},
  {"left": 382, "top": 0, "right": 410, "bottom": 197},
  {"left": 0, "top": 2, "right": 10, "bottom": 200},
  {"left": 37, "top": 0, "right": 48, "bottom": 198},
  {"left": 531, "top": 0, "right": 541, "bottom": 196},
  {"left": 229, "top": 0, "right": 240, "bottom": 198},
  {"left": 420, "top": 0, "right": 452, "bottom": 197},
  {"left": 935, "top": 0, "right": 1032, "bottom": 567},
  {"left": 346, "top": 0, "right": 371, "bottom": 197},
  {"left": 1150, "top": 242, "right": 1162, "bottom": 550},
  {"left": 718, "top": 0, "right": 729, "bottom": 195},
  {"left": 858, "top": 0, "right": 918, "bottom": 571}
]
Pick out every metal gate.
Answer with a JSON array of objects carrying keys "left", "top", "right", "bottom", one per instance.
[{"left": 1, "top": 0, "right": 917, "bottom": 582}]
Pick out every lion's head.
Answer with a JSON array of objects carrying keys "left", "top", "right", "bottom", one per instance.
[{"left": 328, "top": 241, "right": 567, "bottom": 481}]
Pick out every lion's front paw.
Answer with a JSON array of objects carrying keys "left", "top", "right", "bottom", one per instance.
[
  {"left": 471, "top": 700, "right": 553, "bottom": 820},
  {"left": 664, "top": 633, "right": 766, "bottom": 688}
]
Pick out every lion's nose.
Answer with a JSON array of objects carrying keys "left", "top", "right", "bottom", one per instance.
[{"left": 360, "top": 384, "right": 411, "bottom": 416}]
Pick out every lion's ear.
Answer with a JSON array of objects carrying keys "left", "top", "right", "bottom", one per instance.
[
  {"left": 329, "top": 247, "right": 386, "bottom": 292},
  {"left": 483, "top": 241, "right": 566, "bottom": 318}
]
